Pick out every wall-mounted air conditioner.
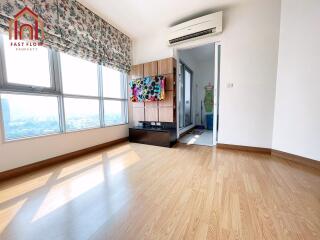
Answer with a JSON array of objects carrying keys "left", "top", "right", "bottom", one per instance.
[{"left": 168, "top": 12, "right": 223, "bottom": 46}]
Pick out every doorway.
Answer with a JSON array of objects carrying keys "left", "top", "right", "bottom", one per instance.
[{"left": 177, "top": 42, "right": 220, "bottom": 146}]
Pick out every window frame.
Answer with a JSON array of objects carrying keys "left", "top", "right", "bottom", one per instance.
[
  {"left": 0, "top": 34, "right": 128, "bottom": 142},
  {"left": 0, "top": 36, "right": 59, "bottom": 94},
  {"left": 59, "top": 52, "right": 100, "bottom": 98},
  {"left": 103, "top": 98, "right": 128, "bottom": 127},
  {"left": 0, "top": 92, "right": 62, "bottom": 140},
  {"left": 100, "top": 66, "right": 128, "bottom": 126},
  {"left": 58, "top": 53, "right": 102, "bottom": 132},
  {"left": 63, "top": 96, "right": 102, "bottom": 132}
]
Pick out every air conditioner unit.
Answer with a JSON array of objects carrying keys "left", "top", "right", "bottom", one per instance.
[{"left": 168, "top": 12, "right": 223, "bottom": 46}]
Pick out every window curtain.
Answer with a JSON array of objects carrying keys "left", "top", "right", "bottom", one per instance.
[{"left": 0, "top": 0, "right": 131, "bottom": 72}]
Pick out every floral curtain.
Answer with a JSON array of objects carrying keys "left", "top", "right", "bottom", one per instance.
[{"left": 0, "top": 0, "right": 131, "bottom": 72}]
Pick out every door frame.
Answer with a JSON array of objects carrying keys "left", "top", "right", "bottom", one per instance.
[
  {"left": 173, "top": 39, "right": 222, "bottom": 146},
  {"left": 212, "top": 43, "right": 221, "bottom": 145}
]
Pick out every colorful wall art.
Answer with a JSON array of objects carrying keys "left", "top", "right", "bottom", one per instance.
[{"left": 130, "top": 76, "right": 166, "bottom": 102}]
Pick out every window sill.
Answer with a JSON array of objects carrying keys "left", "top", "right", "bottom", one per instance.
[{"left": 2, "top": 123, "right": 128, "bottom": 143}]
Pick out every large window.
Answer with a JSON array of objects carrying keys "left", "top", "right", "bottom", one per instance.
[
  {"left": 104, "top": 100, "right": 127, "bottom": 126},
  {"left": 1, "top": 94, "right": 60, "bottom": 140},
  {"left": 102, "top": 66, "right": 127, "bottom": 126},
  {"left": 64, "top": 98, "right": 100, "bottom": 131},
  {"left": 0, "top": 34, "right": 128, "bottom": 141},
  {"left": 2, "top": 37, "right": 52, "bottom": 89},
  {"left": 60, "top": 53, "right": 98, "bottom": 96},
  {"left": 102, "top": 67, "right": 126, "bottom": 99},
  {"left": 59, "top": 53, "right": 101, "bottom": 132}
]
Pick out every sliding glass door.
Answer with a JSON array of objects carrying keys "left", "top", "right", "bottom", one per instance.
[{"left": 179, "top": 62, "right": 193, "bottom": 129}]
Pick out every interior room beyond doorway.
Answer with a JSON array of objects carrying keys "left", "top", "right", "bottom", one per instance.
[{"left": 178, "top": 43, "right": 217, "bottom": 147}]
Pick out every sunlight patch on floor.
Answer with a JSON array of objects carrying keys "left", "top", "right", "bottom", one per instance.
[
  {"left": 106, "top": 144, "right": 132, "bottom": 158},
  {"left": 0, "top": 199, "right": 27, "bottom": 233},
  {"left": 32, "top": 165, "right": 104, "bottom": 222},
  {"left": 0, "top": 173, "right": 53, "bottom": 204},
  {"left": 57, "top": 154, "right": 103, "bottom": 179},
  {"left": 187, "top": 135, "right": 200, "bottom": 145},
  {"left": 108, "top": 150, "right": 141, "bottom": 176}
]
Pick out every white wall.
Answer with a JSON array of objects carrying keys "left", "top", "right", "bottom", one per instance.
[
  {"left": 133, "top": 0, "right": 281, "bottom": 148},
  {"left": 132, "top": 29, "right": 173, "bottom": 65},
  {"left": 0, "top": 125, "right": 128, "bottom": 172},
  {"left": 272, "top": 0, "right": 320, "bottom": 161},
  {"left": 218, "top": 0, "right": 280, "bottom": 148}
]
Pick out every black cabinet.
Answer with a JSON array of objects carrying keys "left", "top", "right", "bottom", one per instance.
[{"left": 129, "top": 127, "right": 177, "bottom": 148}]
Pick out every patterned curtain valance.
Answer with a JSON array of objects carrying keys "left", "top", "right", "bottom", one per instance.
[{"left": 0, "top": 0, "right": 131, "bottom": 72}]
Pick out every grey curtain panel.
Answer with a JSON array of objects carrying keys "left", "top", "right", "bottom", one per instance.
[{"left": 0, "top": 0, "right": 131, "bottom": 72}]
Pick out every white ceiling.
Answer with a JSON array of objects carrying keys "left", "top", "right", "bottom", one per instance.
[{"left": 77, "top": 0, "right": 244, "bottom": 39}]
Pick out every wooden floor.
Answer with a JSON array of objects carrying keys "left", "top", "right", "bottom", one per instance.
[{"left": 0, "top": 142, "right": 319, "bottom": 240}]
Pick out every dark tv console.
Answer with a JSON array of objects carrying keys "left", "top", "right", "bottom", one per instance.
[{"left": 129, "top": 122, "right": 177, "bottom": 148}]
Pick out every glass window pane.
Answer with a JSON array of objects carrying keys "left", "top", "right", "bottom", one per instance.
[
  {"left": 64, "top": 98, "right": 100, "bottom": 131},
  {"left": 3, "top": 36, "right": 51, "bottom": 87},
  {"left": 184, "top": 69, "right": 192, "bottom": 126},
  {"left": 104, "top": 100, "right": 127, "bottom": 126},
  {"left": 1, "top": 94, "right": 60, "bottom": 140},
  {"left": 60, "top": 53, "right": 98, "bottom": 96},
  {"left": 102, "top": 67, "right": 126, "bottom": 99}
]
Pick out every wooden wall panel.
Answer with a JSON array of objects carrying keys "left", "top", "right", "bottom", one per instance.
[
  {"left": 132, "top": 107, "right": 144, "bottom": 122},
  {"left": 159, "top": 107, "right": 174, "bottom": 122},
  {"left": 145, "top": 107, "right": 159, "bottom": 122},
  {"left": 164, "top": 74, "right": 174, "bottom": 91},
  {"left": 145, "top": 101, "right": 158, "bottom": 108},
  {"left": 130, "top": 57, "right": 177, "bottom": 124},
  {"left": 132, "top": 102, "right": 144, "bottom": 108},
  {"left": 144, "top": 61, "right": 158, "bottom": 77},
  {"left": 158, "top": 58, "right": 176, "bottom": 75},
  {"left": 159, "top": 91, "right": 174, "bottom": 107},
  {"left": 130, "top": 64, "right": 143, "bottom": 79}
]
